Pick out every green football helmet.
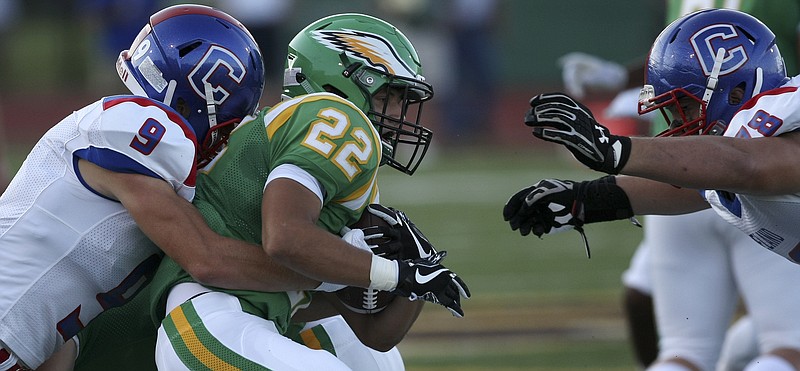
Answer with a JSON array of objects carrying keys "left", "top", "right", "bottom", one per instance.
[{"left": 283, "top": 13, "right": 434, "bottom": 175}]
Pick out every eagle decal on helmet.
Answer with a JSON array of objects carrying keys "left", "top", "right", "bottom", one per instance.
[{"left": 310, "top": 29, "right": 418, "bottom": 79}]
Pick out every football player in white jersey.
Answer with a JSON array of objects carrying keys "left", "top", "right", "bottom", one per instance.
[
  {"left": 505, "top": 8, "right": 800, "bottom": 371},
  {"left": 559, "top": 2, "right": 800, "bottom": 370},
  {"left": 0, "top": 4, "right": 335, "bottom": 370}
]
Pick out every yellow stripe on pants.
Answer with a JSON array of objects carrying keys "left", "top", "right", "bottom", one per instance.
[{"left": 170, "top": 305, "right": 241, "bottom": 371}]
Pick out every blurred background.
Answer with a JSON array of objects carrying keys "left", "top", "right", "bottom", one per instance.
[
  {"left": 0, "top": 0, "right": 667, "bottom": 369},
  {"left": 0, "top": 0, "right": 665, "bottom": 157}
]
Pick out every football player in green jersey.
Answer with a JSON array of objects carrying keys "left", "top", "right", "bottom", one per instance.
[{"left": 64, "top": 13, "right": 469, "bottom": 371}]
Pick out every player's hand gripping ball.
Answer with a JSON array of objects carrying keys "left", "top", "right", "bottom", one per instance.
[{"left": 335, "top": 207, "right": 397, "bottom": 314}]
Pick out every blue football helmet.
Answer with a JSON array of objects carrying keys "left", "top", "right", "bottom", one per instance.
[
  {"left": 638, "top": 8, "right": 788, "bottom": 137},
  {"left": 117, "top": 4, "right": 265, "bottom": 166}
]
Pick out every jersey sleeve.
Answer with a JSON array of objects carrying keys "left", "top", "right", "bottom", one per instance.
[
  {"left": 72, "top": 96, "right": 199, "bottom": 201},
  {"left": 262, "top": 93, "right": 382, "bottom": 230}
]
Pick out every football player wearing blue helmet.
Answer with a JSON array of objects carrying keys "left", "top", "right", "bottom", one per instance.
[
  {"left": 507, "top": 8, "right": 800, "bottom": 371},
  {"left": 116, "top": 4, "right": 265, "bottom": 167},
  {"left": 639, "top": 8, "right": 789, "bottom": 138},
  {"left": 559, "top": 3, "right": 800, "bottom": 371},
  {"left": 0, "top": 4, "right": 321, "bottom": 371}
]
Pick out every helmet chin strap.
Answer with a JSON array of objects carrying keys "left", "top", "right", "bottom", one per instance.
[
  {"left": 163, "top": 80, "right": 177, "bottom": 107},
  {"left": 702, "top": 48, "right": 726, "bottom": 106},
  {"left": 204, "top": 82, "right": 218, "bottom": 144},
  {"left": 752, "top": 67, "right": 764, "bottom": 97}
]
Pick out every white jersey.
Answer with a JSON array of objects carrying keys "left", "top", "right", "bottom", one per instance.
[
  {"left": 0, "top": 95, "right": 197, "bottom": 368},
  {"left": 705, "top": 76, "right": 800, "bottom": 263}
]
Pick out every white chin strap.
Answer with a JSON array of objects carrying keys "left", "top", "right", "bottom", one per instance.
[
  {"left": 752, "top": 67, "right": 764, "bottom": 97},
  {"left": 163, "top": 80, "right": 177, "bottom": 107},
  {"left": 204, "top": 82, "right": 218, "bottom": 126},
  {"left": 202, "top": 82, "right": 218, "bottom": 145},
  {"left": 702, "top": 48, "right": 726, "bottom": 106}
]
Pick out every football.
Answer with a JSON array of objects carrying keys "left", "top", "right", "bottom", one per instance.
[{"left": 335, "top": 209, "right": 396, "bottom": 314}]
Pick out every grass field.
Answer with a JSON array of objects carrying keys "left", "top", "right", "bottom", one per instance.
[{"left": 376, "top": 146, "right": 645, "bottom": 370}]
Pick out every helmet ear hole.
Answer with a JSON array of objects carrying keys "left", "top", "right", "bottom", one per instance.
[
  {"left": 729, "top": 83, "right": 746, "bottom": 105},
  {"left": 178, "top": 41, "right": 203, "bottom": 57},
  {"left": 323, "top": 84, "right": 348, "bottom": 99},
  {"left": 175, "top": 98, "right": 190, "bottom": 118}
]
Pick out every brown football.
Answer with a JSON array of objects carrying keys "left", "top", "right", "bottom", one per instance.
[{"left": 335, "top": 208, "right": 396, "bottom": 314}]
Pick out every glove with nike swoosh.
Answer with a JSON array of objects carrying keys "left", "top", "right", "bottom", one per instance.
[
  {"left": 525, "top": 92, "right": 631, "bottom": 174},
  {"left": 363, "top": 204, "right": 437, "bottom": 260},
  {"left": 392, "top": 251, "right": 471, "bottom": 317}
]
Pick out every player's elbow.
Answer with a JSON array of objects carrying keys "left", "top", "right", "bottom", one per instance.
[
  {"left": 181, "top": 260, "right": 224, "bottom": 286},
  {"left": 366, "top": 335, "right": 404, "bottom": 352},
  {"left": 357, "top": 331, "right": 404, "bottom": 352},
  {"left": 263, "top": 230, "right": 303, "bottom": 265},
  {"left": 350, "top": 315, "right": 410, "bottom": 352}
]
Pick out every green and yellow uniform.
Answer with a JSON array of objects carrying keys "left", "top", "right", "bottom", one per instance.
[{"left": 74, "top": 92, "right": 382, "bottom": 370}]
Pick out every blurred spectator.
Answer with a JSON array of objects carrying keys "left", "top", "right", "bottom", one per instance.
[
  {"left": 78, "top": 0, "right": 162, "bottom": 93},
  {"left": 215, "top": 0, "right": 295, "bottom": 102},
  {"left": 0, "top": 0, "right": 19, "bottom": 190},
  {"left": 0, "top": 0, "right": 19, "bottom": 81},
  {"left": 441, "top": 0, "right": 500, "bottom": 146}
]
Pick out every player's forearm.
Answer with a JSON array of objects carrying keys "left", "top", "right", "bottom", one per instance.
[
  {"left": 614, "top": 175, "right": 708, "bottom": 215},
  {"left": 623, "top": 136, "right": 762, "bottom": 193},
  {"left": 261, "top": 177, "right": 376, "bottom": 288},
  {"left": 117, "top": 176, "right": 317, "bottom": 291},
  {"left": 625, "top": 134, "right": 800, "bottom": 195},
  {"left": 264, "top": 224, "right": 374, "bottom": 288},
  {"left": 158, "top": 198, "right": 319, "bottom": 291},
  {"left": 193, "top": 234, "right": 320, "bottom": 291}
]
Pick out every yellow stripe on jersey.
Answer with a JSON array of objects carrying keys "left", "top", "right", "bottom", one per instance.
[
  {"left": 337, "top": 168, "right": 380, "bottom": 211},
  {"left": 263, "top": 92, "right": 378, "bottom": 143}
]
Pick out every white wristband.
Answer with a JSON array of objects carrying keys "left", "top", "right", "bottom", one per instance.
[
  {"left": 369, "top": 255, "right": 398, "bottom": 291},
  {"left": 314, "top": 281, "right": 347, "bottom": 292}
]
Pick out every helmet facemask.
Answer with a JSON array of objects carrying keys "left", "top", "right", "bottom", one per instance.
[
  {"left": 197, "top": 118, "right": 241, "bottom": 168},
  {"left": 639, "top": 86, "right": 719, "bottom": 137},
  {"left": 352, "top": 66, "right": 433, "bottom": 175}
]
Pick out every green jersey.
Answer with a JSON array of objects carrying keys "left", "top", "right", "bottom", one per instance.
[
  {"left": 146, "top": 92, "right": 382, "bottom": 333},
  {"left": 74, "top": 92, "right": 382, "bottom": 370}
]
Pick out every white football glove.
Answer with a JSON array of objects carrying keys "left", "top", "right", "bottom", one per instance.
[
  {"left": 558, "top": 52, "right": 627, "bottom": 98},
  {"left": 315, "top": 228, "right": 371, "bottom": 293},
  {"left": 341, "top": 228, "right": 371, "bottom": 252}
]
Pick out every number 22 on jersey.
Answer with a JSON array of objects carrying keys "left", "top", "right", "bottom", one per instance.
[{"left": 302, "top": 107, "right": 373, "bottom": 181}]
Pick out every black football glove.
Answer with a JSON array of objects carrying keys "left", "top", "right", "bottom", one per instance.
[
  {"left": 525, "top": 93, "right": 631, "bottom": 174},
  {"left": 504, "top": 178, "right": 582, "bottom": 238},
  {"left": 503, "top": 176, "right": 637, "bottom": 257},
  {"left": 362, "top": 204, "right": 437, "bottom": 260},
  {"left": 393, "top": 251, "right": 470, "bottom": 317}
]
